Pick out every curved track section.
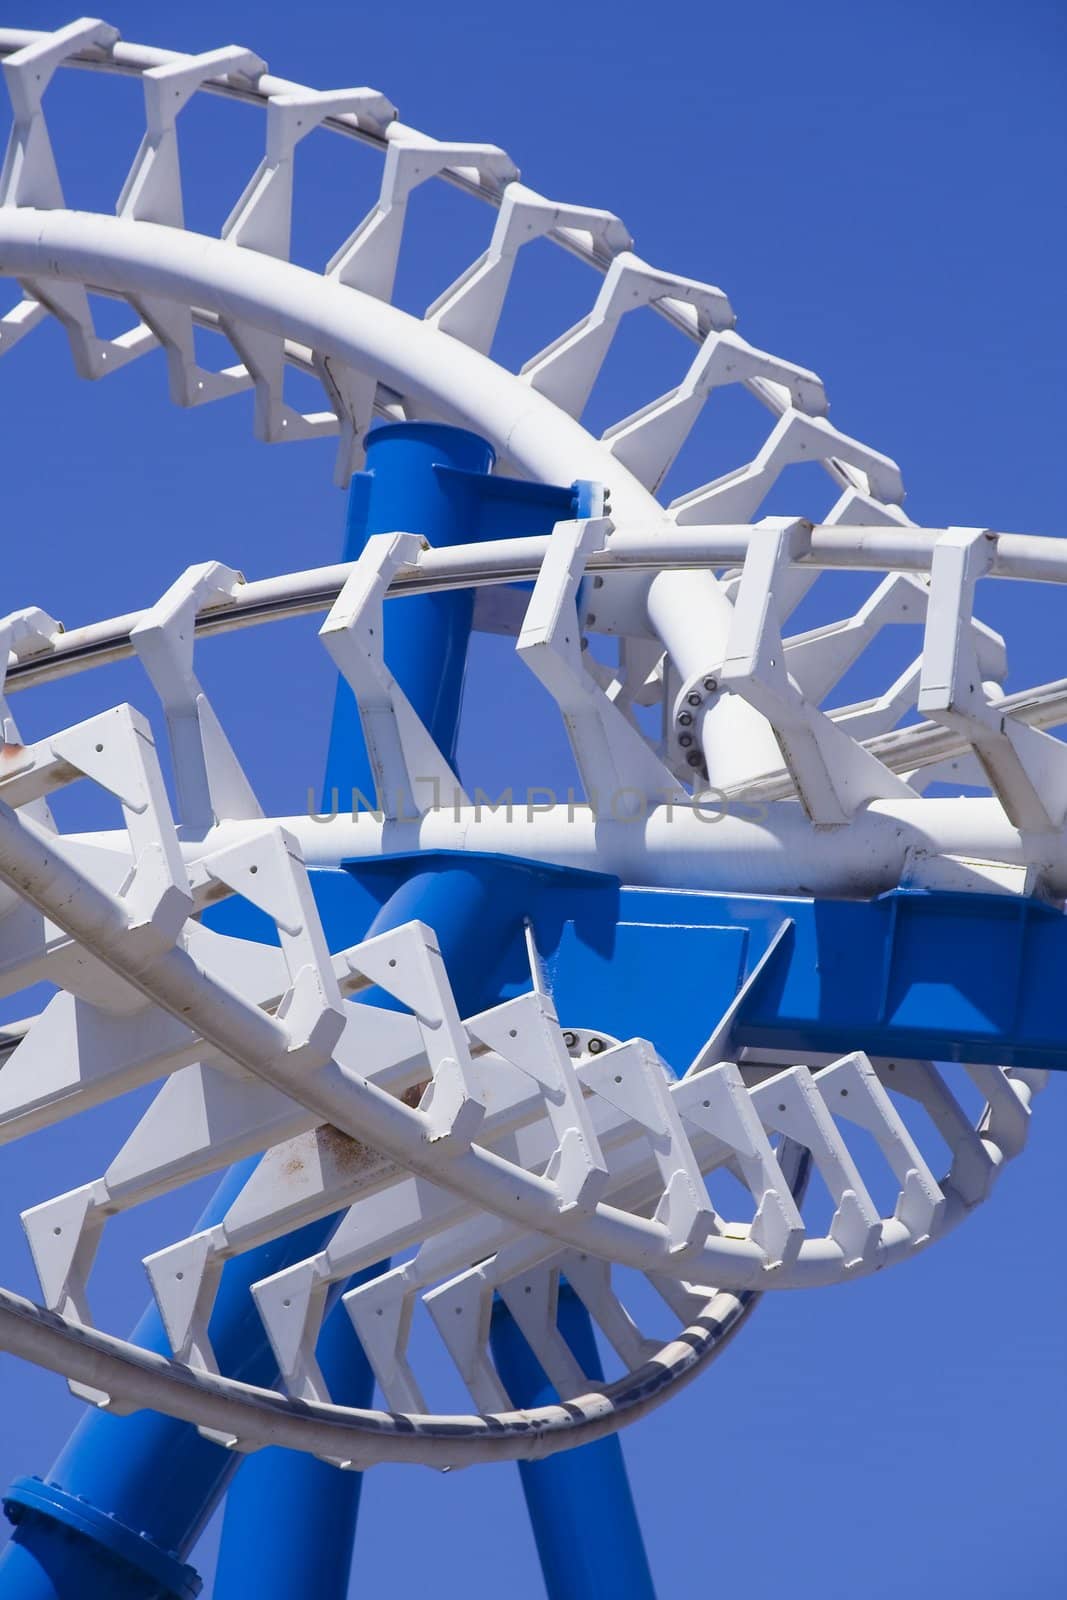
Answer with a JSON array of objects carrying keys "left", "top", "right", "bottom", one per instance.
[{"left": 0, "top": 22, "right": 1053, "bottom": 1464}]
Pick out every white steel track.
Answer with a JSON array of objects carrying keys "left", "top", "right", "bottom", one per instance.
[{"left": 0, "top": 21, "right": 1053, "bottom": 1466}]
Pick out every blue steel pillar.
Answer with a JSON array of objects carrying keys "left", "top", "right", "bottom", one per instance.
[
  {"left": 0, "top": 422, "right": 654, "bottom": 1600},
  {"left": 211, "top": 1265, "right": 378, "bottom": 1600},
  {"left": 491, "top": 1287, "right": 657, "bottom": 1600},
  {"left": 214, "top": 421, "right": 504, "bottom": 1595}
]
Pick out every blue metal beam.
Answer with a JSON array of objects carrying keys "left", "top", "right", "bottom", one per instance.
[{"left": 489, "top": 1285, "right": 656, "bottom": 1600}]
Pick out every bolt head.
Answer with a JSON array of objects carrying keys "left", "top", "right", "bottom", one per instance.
[
  {"left": 678, "top": 733, "right": 693, "bottom": 748},
  {"left": 686, "top": 750, "right": 704, "bottom": 769},
  {"left": 588, "top": 1038, "right": 605, "bottom": 1054},
  {"left": 703, "top": 676, "right": 718, "bottom": 692},
  {"left": 677, "top": 710, "right": 693, "bottom": 727},
  {"left": 686, "top": 691, "right": 702, "bottom": 707}
]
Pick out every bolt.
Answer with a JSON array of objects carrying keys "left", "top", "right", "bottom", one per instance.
[
  {"left": 679, "top": 733, "right": 693, "bottom": 748},
  {"left": 588, "top": 1037, "right": 605, "bottom": 1054},
  {"left": 562, "top": 1031, "right": 578, "bottom": 1048},
  {"left": 586, "top": 613, "right": 597, "bottom": 626},
  {"left": 677, "top": 711, "right": 693, "bottom": 727},
  {"left": 686, "top": 750, "right": 704, "bottom": 769},
  {"left": 703, "top": 676, "right": 718, "bottom": 693},
  {"left": 686, "top": 691, "right": 702, "bottom": 707}
]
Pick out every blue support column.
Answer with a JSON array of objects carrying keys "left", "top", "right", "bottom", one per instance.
[
  {"left": 0, "top": 422, "right": 653, "bottom": 1600},
  {"left": 212, "top": 1265, "right": 379, "bottom": 1600},
  {"left": 1, "top": 1159, "right": 340, "bottom": 1599},
  {"left": 491, "top": 1287, "right": 657, "bottom": 1600}
]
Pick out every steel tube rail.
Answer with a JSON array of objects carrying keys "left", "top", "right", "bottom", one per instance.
[
  {"left": 287, "top": 796, "right": 1067, "bottom": 899},
  {"left": 0, "top": 27, "right": 842, "bottom": 454},
  {"left": 8, "top": 528, "right": 1067, "bottom": 791},
  {"left": 7, "top": 525, "right": 1065, "bottom": 695},
  {"left": 0, "top": 1281, "right": 755, "bottom": 1471}
]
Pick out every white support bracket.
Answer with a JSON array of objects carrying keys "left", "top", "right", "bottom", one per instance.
[
  {"left": 669, "top": 409, "right": 905, "bottom": 525},
  {"left": 426, "top": 181, "right": 632, "bottom": 356},
  {"left": 675, "top": 1060, "right": 804, "bottom": 1269},
  {"left": 130, "top": 562, "right": 263, "bottom": 832},
  {"left": 582, "top": 1039, "right": 717, "bottom": 1254},
  {"left": 716, "top": 519, "right": 916, "bottom": 822},
  {"left": 604, "top": 329, "right": 827, "bottom": 493},
  {"left": 193, "top": 826, "right": 346, "bottom": 1073},
  {"left": 556, "top": 1250, "right": 659, "bottom": 1373},
  {"left": 0, "top": 606, "right": 62, "bottom": 829},
  {"left": 520, "top": 251, "right": 735, "bottom": 419},
  {"left": 496, "top": 1261, "right": 588, "bottom": 1399},
  {"left": 751, "top": 1064, "right": 883, "bottom": 1269},
  {"left": 918, "top": 527, "right": 1067, "bottom": 831},
  {"left": 118, "top": 47, "right": 267, "bottom": 227},
  {"left": 47, "top": 705, "right": 193, "bottom": 952},
  {"left": 224, "top": 87, "right": 396, "bottom": 261},
  {"left": 877, "top": 1059, "right": 995, "bottom": 1209},
  {"left": 11, "top": 273, "right": 155, "bottom": 384},
  {"left": 517, "top": 518, "right": 686, "bottom": 811},
  {"left": 0, "top": 19, "right": 119, "bottom": 211},
  {"left": 0, "top": 296, "right": 48, "bottom": 359},
  {"left": 219, "top": 319, "right": 338, "bottom": 444},
  {"left": 319, "top": 532, "right": 469, "bottom": 819},
  {"left": 331, "top": 133, "right": 516, "bottom": 305},
  {"left": 817, "top": 1053, "right": 945, "bottom": 1242},
  {"left": 348, "top": 921, "right": 486, "bottom": 1147},
  {"left": 465, "top": 990, "right": 608, "bottom": 1211}
]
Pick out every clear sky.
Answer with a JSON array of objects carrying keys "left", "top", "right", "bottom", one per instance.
[{"left": 0, "top": 1, "right": 1064, "bottom": 1596}]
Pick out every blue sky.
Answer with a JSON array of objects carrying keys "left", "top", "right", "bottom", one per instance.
[{"left": 0, "top": 1, "right": 1064, "bottom": 1596}]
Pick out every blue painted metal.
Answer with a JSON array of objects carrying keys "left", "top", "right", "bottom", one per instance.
[
  {"left": 8, "top": 415, "right": 1061, "bottom": 1598},
  {"left": 342, "top": 869, "right": 1067, "bottom": 1076},
  {"left": 0, "top": 424, "right": 639, "bottom": 1600},
  {"left": 323, "top": 419, "right": 587, "bottom": 806},
  {"left": 490, "top": 1285, "right": 656, "bottom": 1600},
  {"left": 539, "top": 882, "right": 1067, "bottom": 1073},
  {"left": 1, "top": 1479, "right": 201, "bottom": 1600},
  {"left": 0, "top": 1156, "right": 344, "bottom": 1598},
  {"left": 215, "top": 427, "right": 641, "bottom": 1598},
  {"left": 212, "top": 1266, "right": 379, "bottom": 1600}
]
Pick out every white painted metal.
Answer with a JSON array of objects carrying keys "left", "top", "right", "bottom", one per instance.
[{"left": 0, "top": 23, "right": 1052, "bottom": 1467}]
